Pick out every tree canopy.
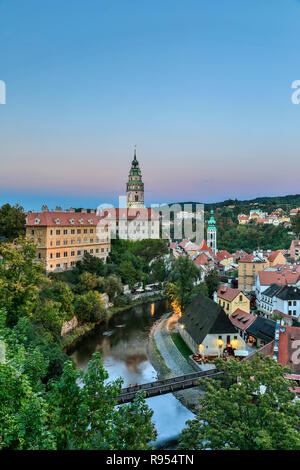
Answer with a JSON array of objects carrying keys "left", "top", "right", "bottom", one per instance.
[{"left": 178, "top": 355, "right": 300, "bottom": 450}]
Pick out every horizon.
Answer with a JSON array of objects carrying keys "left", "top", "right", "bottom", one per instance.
[{"left": 1, "top": 0, "right": 300, "bottom": 209}]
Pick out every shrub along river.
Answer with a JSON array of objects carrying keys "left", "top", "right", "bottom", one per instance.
[{"left": 70, "top": 299, "right": 194, "bottom": 449}]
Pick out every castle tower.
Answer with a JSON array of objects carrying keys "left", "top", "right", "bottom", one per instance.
[
  {"left": 207, "top": 210, "right": 217, "bottom": 254},
  {"left": 126, "top": 147, "right": 144, "bottom": 208}
]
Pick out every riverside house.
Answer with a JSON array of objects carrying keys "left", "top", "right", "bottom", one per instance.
[{"left": 178, "top": 293, "right": 246, "bottom": 357}]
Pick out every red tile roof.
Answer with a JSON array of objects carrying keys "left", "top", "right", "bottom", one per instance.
[
  {"left": 217, "top": 250, "right": 232, "bottom": 262},
  {"left": 193, "top": 253, "right": 210, "bottom": 266},
  {"left": 258, "top": 270, "right": 300, "bottom": 287},
  {"left": 268, "top": 250, "right": 284, "bottom": 263},
  {"left": 229, "top": 310, "right": 257, "bottom": 331},
  {"left": 198, "top": 239, "right": 216, "bottom": 258},
  {"left": 217, "top": 286, "right": 242, "bottom": 302},
  {"left": 239, "top": 253, "right": 254, "bottom": 263},
  {"left": 26, "top": 212, "right": 107, "bottom": 227}
]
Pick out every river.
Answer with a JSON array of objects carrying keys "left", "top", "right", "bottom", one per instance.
[{"left": 70, "top": 299, "right": 194, "bottom": 448}]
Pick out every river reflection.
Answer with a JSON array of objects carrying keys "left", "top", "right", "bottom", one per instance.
[{"left": 70, "top": 299, "right": 194, "bottom": 448}]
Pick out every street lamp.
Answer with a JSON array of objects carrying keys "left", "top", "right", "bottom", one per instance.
[
  {"left": 217, "top": 338, "right": 224, "bottom": 357},
  {"left": 198, "top": 343, "right": 204, "bottom": 359}
]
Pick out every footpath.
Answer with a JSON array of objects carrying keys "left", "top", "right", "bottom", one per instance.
[{"left": 148, "top": 313, "right": 204, "bottom": 414}]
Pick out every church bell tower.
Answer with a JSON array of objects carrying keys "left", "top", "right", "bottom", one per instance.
[
  {"left": 126, "top": 147, "right": 145, "bottom": 208},
  {"left": 207, "top": 210, "right": 217, "bottom": 254}
]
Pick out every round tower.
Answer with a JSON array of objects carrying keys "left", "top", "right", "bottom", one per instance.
[
  {"left": 207, "top": 210, "right": 217, "bottom": 254},
  {"left": 126, "top": 147, "right": 145, "bottom": 208}
]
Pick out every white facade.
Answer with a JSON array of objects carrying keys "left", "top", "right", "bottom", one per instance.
[{"left": 179, "top": 326, "right": 246, "bottom": 356}]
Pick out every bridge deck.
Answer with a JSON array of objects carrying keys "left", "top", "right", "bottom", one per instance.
[{"left": 117, "top": 369, "right": 222, "bottom": 404}]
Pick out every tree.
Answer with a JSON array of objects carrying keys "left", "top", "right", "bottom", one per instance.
[
  {"left": 0, "top": 312, "right": 156, "bottom": 450},
  {"left": 98, "top": 274, "right": 123, "bottom": 301},
  {"left": 204, "top": 267, "right": 220, "bottom": 298},
  {"left": 74, "top": 291, "right": 106, "bottom": 324},
  {"left": 40, "top": 281, "right": 74, "bottom": 320},
  {"left": 291, "top": 213, "right": 300, "bottom": 238},
  {"left": 0, "top": 203, "right": 26, "bottom": 241},
  {"left": 74, "top": 272, "right": 101, "bottom": 293},
  {"left": 47, "top": 352, "right": 156, "bottom": 450},
  {"left": 166, "top": 256, "right": 200, "bottom": 312},
  {"left": 76, "top": 252, "right": 107, "bottom": 277},
  {"left": 178, "top": 355, "right": 300, "bottom": 450},
  {"left": 0, "top": 238, "right": 46, "bottom": 327},
  {"left": 119, "top": 260, "right": 137, "bottom": 289}
]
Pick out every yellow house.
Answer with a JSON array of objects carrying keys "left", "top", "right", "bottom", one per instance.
[
  {"left": 238, "top": 253, "right": 269, "bottom": 292},
  {"left": 215, "top": 286, "right": 250, "bottom": 315},
  {"left": 26, "top": 211, "right": 110, "bottom": 272}
]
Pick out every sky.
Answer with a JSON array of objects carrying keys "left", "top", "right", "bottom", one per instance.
[{"left": 0, "top": 0, "right": 300, "bottom": 211}]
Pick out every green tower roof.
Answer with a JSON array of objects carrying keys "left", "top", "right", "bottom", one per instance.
[{"left": 208, "top": 210, "right": 216, "bottom": 230}]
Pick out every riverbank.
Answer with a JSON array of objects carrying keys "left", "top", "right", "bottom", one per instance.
[
  {"left": 62, "top": 292, "right": 167, "bottom": 352},
  {"left": 147, "top": 312, "right": 205, "bottom": 414}
]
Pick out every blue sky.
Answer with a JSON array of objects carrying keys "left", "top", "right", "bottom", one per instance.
[{"left": 0, "top": 0, "right": 300, "bottom": 210}]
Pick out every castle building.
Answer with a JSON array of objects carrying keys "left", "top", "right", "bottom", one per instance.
[
  {"left": 25, "top": 211, "right": 110, "bottom": 272},
  {"left": 207, "top": 210, "right": 217, "bottom": 255},
  {"left": 126, "top": 147, "right": 144, "bottom": 208},
  {"left": 97, "top": 148, "right": 160, "bottom": 240}
]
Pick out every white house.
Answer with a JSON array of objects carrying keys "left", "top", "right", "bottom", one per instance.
[{"left": 178, "top": 293, "right": 246, "bottom": 356}]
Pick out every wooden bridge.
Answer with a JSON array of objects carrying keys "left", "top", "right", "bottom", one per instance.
[{"left": 117, "top": 369, "right": 223, "bottom": 404}]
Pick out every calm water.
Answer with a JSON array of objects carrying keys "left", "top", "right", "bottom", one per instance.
[{"left": 70, "top": 299, "right": 194, "bottom": 448}]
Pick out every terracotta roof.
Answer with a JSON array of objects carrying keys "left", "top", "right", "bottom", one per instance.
[
  {"left": 258, "top": 270, "right": 300, "bottom": 287},
  {"left": 268, "top": 250, "right": 283, "bottom": 263},
  {"left": 217, "top": 286, "right": 242, "bottom": 302},
  {"left": 217, "top": 250, "right": 232, "bottom": 262},
  {"left": 193, "top": 253, "right": 210, "bottom": 266},
  {"left": 169, "top": 242, "right": 177, "bottom": 250},
  {"left": 239, "top": 253, "right": 254, "bottom": 263},
  {"left": 26, "top": 211, "right": 107, "bottom": 227},
  {"left": 198, "top": 239, "right": 216, "bottom": 258},
  {"left": 229, "top": 310, "right": 257, "bottom": 331}
]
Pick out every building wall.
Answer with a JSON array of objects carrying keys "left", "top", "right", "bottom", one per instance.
[
  {"left": 238, "top": 260, "right": 269, "bottom": 291},
  {"left": 178, "top": 327, "right": 245, "bottom": 355},
  {"left": 217, "top": 292, "right": 250, "bottom": 315},
  {"left": 26, "top": 223, "right": 110, "bottom": 272},
  {"left": 269, "top": 252, "right": 287, "bottom": 267}
]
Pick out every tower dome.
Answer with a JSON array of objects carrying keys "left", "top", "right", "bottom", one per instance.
[{"left": 126, "top": 147, "right": 145, "bottom": 208}]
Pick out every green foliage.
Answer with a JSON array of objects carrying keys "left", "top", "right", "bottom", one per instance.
[
  {"left": 178, "top": 355, "right": 300, "bottom": 450},
  {"left": 0, "top": 203, "right": 26, "bottom": 241},
  {"left": 204, "top": 268, "right": 220, "bottom": 298},
  {"left": 166, "top": 256, "right": 201, "bottom": 312},
  {"left": 74, "top": 290, "right": 106, "bottom": 324},
  {"left": 0, "top": 312, "right": 156, "bottom": 450},
  {"left": 291, "top": 213, "right": 300, "bottom": 238},
  {"left": 98, "top": 274, "right": 123, "bottom": 300},
  {"left": 0, "top": 237, "right": 46, "bottom": 327},
  {"left": 76, "top": 252, "right": 107, "bottom": 277}
]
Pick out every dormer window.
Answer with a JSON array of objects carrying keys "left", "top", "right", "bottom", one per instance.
[
  {"left": 79, "top": 218, "right": 84, "bottom": 224},
  {"left": 54, "top": 218, "right": 60, "bottom": 224},
  {"left": 88, "top": 219, "right": 93, "bottom": 224},
  {"left": 34, "top": 218, "right": 40, "bottom": 224},
  {"left": 69, "top": 218, "right": 74, "bottom": 224}
]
